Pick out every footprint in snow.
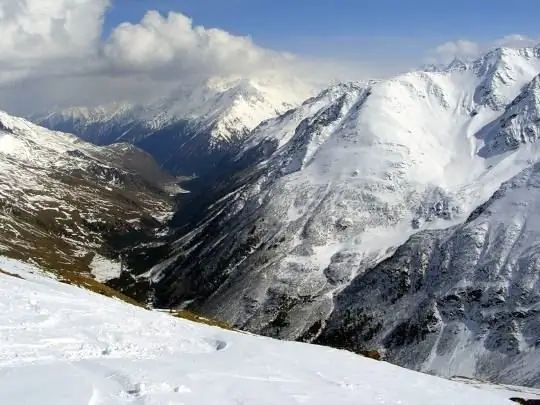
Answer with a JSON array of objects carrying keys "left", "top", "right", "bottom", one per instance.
[
  {"left": 122, "top": 382, "right": 191, "bottom": 399},
  {"left": 215, "top": 339, "right": 228, "bottom": 351},
  {"left": 204, "top": 338, "right": 228, "bottom": 351}
]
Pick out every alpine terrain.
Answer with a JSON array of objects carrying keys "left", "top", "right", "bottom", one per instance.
[
  {"left": 33, "top": 76, "right": 314, "bottom": 176},
  {"left": 0, "top": 110, "right": 178, "bottom": 283},
  {"left": 126, "top": 46, "right": 540, "bottom": 386}
]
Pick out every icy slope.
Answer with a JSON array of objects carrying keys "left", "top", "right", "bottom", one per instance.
[
  {"left": 0, "top": 110, "right": 175, "bottom": 277},
  {"left": 33, "top": 76, "right": 314, "bottom": 175},
  {"left": 142, "top": 46, "right": 540, "bottom": 379},
  {"left": 0, "top": 256, "right": 532, "bottom": 405}
]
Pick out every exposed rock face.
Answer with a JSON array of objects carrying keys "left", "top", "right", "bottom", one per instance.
[{"left": 318, "top": 164, "right": 540, "bottom": 387}]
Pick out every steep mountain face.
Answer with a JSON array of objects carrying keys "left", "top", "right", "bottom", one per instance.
[
  {"left": 139, "top": 46, "right": 540, "bottom": 385},
  {"left": 317, "top": 163, "right": 540, "bottom": 387},
  {"left": 0, "top": 110, "right": 176, "bottom": 280},
  {"left": 32, "top": 77, "right": 313, "bottom": 175},
  {"left": 481, "top": 74, "right": 540, "bottom": 157}
]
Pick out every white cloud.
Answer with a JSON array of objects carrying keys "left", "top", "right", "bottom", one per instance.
[
  {"left": 428, "top": 39, "right": 480, "bottom": 64},
  {"left": 0, "top": 0, "right": 109, "bottom": 86},
  {"left": 0, "top": 4, "right": 318, "bottom": 113},
  {"left": 494, "top": 34, "right": 540, "bottom": 48},
  {"left": 0, "top": 2, "right": 298, "bottom": 94},
  {"left": 427, "top": 35, "right": 540, "bottom": 64},
  {"left": 102, "top": 10, "right": 289, "bottom": 79},
  {"left": 0, "top": 0, "right": 108, "bottom": 60}
]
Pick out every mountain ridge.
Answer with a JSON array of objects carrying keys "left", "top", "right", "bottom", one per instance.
[
  {"left": 127, "top": 46, "right": 540, "bottom": 386},
  {"left": 0, "top": 109, "right": 176, "bottom": 282},
  {"left": 32, "top": 76, "right": 314, "bottom": 175},
  {"left": 13, "top": 45, "right": 540, "bottom": 387}
]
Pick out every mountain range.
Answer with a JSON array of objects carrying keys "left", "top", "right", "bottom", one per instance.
[
  {"left": 14, "top": 45, "right": 540, "bottom": 388},
  {"left": 33, "top": 76, "right": 313, "bottom": 176}
]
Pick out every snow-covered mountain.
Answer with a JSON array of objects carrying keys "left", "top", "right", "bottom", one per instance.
[
  {"left": 1, "top": 256, "right": 537, "bottom": 404},
  {"left": 318, "top": 163, "right": 540, "bottom": 386},
  {"left": 32, "top": 76, "right": 314, "bottom": 175},
  {"left": 135, "top": 46, "right": 540, "bottom": 385},
  {"left": 0, "top": 110, "right": 176, "bottom": 281}
]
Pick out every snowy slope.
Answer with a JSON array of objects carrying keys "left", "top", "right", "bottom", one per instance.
[
  {"left": 140, "top": 46, "right": 540, "bottom": 382},
  {"left": 0, "top": 110, "right": 175, "bottom": 277},
  {"left": 0, "top": 256, "right": 535, "bottom": 405},
  {"left": 33, "top": 76, "right": 314, "bottom": 175},
  {"left": 318, "top": 162, "right": 540, "bottom": 386}
]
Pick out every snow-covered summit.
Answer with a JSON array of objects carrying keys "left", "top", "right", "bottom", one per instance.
[
  {"left": 422, "top": 46, "right": 540, "bottom": 110},
  {"left": 35, "top": 76, "right": 314, "bottom": 143},
  {"left": 240, "top": 81, "right": 372, "bottom": 153}
]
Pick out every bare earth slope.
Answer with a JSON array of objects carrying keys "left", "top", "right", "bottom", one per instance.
[{"left": 0, "top": 111, "right": 176, "bottom": 278}]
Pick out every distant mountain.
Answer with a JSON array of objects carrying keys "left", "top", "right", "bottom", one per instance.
[
  {"left": 32, "top": 76, "right": 314, "bottom": 175},
  {"left": 0, "top": 110, "right": 176, "bottom": 283},
  {"left": 135, "top": 46, "right": 540, "bottom": 386}
]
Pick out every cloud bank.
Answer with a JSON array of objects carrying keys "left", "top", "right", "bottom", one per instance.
[
  {"left": 103, "top": 11, "right": 288, "bottom": 78},
  {"left": 0, "top": 0, "right": 538, "bottom": 114},
  {"left": 0, "top": 0, "right": 307, "bottom": 113}
]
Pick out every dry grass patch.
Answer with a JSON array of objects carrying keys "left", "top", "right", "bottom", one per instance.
[
  {"left": 53, "top": 272, "right": 233, "bottom": 331},
  {"left": 359, "top": 349, "right": 383, "bottom": 361},
  {"left": 0, "top": 268, "right": 25, "bottom": 280},
  {"left": 168, "top": 309, "right": 234, "bottom": 331},
  {"left": 56, "top": 270, "right": 143, "bottom": 307}
]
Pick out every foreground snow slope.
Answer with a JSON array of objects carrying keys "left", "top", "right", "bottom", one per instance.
[{"left": 0, "top": 257, "right": 531, "bottom": 405}]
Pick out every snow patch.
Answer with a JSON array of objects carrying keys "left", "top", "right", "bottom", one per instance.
[{"left": 89, "top": 254, "right": 122, "bottom": 282}]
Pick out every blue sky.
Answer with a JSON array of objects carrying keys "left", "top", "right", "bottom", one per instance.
[{"left": 104, "top": 0, "right": 540, "bottom": 61}]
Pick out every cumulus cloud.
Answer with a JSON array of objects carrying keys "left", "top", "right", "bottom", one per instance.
[
  {"left": 0, "top": 1, "right": 293, "bottom": 85},
  {"left": 0, "top": 3, "right": 314, "bottom": 113},
  {"left": 0, "top": 0, "right": 107, "bottom": 59},
  {"left": 102, "top": 11, "right": 288, "bottom": 79},
  {"left": 0, "top": 3, "right": 370, "bottom": 114},
  {"left": 0, "top": 0, "right": 109, "bottom": 85}
]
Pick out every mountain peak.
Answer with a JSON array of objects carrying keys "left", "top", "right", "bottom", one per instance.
[
  {"left": 31, "top": 75, "right": 315, "bottom": 175},
  {"left": 35, "top": 75, "right": 314, "bottom": 141}
]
